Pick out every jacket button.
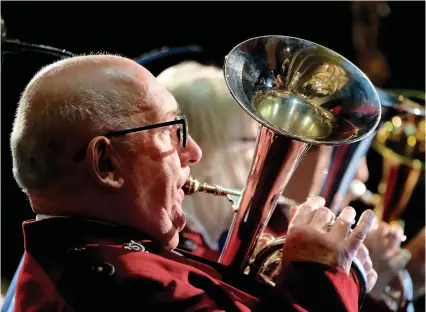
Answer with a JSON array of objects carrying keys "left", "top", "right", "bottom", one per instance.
[{"left": 90, "top": 262, "right": 115, "bottom": 277}]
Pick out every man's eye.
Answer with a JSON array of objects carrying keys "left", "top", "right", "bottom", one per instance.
[{"left": 161, "top": 126, "right": 172, "bottom": 134}]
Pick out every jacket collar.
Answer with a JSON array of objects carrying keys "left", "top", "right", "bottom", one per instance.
[{"left": 22, "top": 217, "right": 160, "bottom": 254}]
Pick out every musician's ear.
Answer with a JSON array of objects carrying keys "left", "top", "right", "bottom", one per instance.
[{"left": 85, "top": 136, "right": 124, "bottom": 190}]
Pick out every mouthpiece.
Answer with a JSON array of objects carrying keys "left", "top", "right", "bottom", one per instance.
[{"left": 183, "top": 176, "right": 242, "bottom": 197}]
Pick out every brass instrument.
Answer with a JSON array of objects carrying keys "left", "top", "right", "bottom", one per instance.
[
  {"left": 183, "top": 176, "right": 242, "bottom": 212},
  {"left": 283, "top": 88, "right": 426, "bottom": 215},
  {"left": 351, "top": 90, "right": 425, "bottom": 312},
  {"left": 183, "top": 35, "right": 381, "bottom": 295},
  {"left": 358, "top": 90, "right": 425, "bottom": 222}
]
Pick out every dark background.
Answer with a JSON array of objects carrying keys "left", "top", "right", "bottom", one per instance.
[{"left": 1, "top": 0, "right": 425, "bottom": 296}]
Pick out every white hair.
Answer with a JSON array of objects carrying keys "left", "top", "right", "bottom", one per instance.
[
  {"left": 157, "top": 61, "right": 256, "bottom": 163},
  {"left": 157, "top": 61, "right": 259, "bottom": 250},
  {"left": 11, "top": 57, "right": 144, "bottom": 193}
]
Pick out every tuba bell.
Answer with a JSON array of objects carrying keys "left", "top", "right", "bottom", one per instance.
[
  {"left": 184, "top": 35, "right": 381, "bottom": 292},
  {"left": 358, "top": 89, "right": 425, "bottom": 223}
]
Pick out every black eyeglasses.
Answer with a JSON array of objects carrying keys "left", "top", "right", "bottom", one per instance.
[{"left": 73, "top": 115, "right": 188, "bottom": 162}]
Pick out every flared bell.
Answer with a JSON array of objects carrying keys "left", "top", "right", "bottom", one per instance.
[
  {"left": 224, "top": 35, "right": 381, "bottom": 145},
  {"left": 218, "top": 36, "right": 382, "bottom": 273}
]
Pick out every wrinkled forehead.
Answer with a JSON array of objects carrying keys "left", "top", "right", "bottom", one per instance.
[
  {"left": 103, "top": 60, "right": 180, "bottom": 122},
  {"left": 137, "top": 81, "right": 181, "bottom": 124}
]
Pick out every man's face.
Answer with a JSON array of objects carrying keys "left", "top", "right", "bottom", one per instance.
[{"left": 119, "top": 80, "right": 202, "bottom": 249}]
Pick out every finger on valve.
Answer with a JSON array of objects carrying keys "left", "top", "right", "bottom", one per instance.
[
  {"left": 328, "top": 206, "right": 357, "bottom": 239},
  {"left": 310, "top": 206, "right": 335, "bottom": 231},
  {"left": 288, "top": 197, "right": 325, "bottom": 229},
  {"left": 346, "top": 210, "right": 375, "bottom": 256}
]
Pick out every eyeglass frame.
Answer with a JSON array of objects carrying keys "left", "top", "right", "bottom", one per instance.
[{"left": 72, "top": 115, "right": 188, "bottom": 162}]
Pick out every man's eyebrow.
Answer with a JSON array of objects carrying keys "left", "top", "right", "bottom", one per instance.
[{"left": 164, "top": 107, "right": 181, "bottom": 119}]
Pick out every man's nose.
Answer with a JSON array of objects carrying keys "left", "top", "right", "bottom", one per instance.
[{"left": 180, "top": 135, "right": 202, "bottom": 166}]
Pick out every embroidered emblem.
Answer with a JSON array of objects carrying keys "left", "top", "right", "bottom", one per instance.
[
  {"left": 124, "top": 240, "right": 146, "bottom": 252},
  {"left": 66, "top": 246, "right": 87, "bottom": 255}
]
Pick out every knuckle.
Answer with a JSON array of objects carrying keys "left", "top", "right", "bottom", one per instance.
[
  {"left": 353, "top": 230, "right": 366, "bottom": 243},
  {"left": 316, "top": 206, "right": 330, "bottom": 216},
  {"left": 364, "top": 257, "right": 372, "bottom": 269},
  {"left": 336, "top": 218, "right": 350, "bottom": 227},
  {"left": 361, "top": 244, "right": 370, "bottom": 257},
  {"left": 314, "top": 196, "right": 326, "bottom": 207},
  {"left": 366, "top": 257, "right": 372, "bottom": 266},
  {"left": 300, "top": 203, "right": 313, "bottom": 211}
]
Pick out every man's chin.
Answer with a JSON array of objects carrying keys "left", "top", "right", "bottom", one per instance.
[
  {"left": 172, "top": 215, "right": 186, "bottom": 233},
  {"left": 163, "top": 234, "right": 180, "bottom": 250}
]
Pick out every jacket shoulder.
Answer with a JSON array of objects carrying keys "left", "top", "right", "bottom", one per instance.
[{"left": 57, "top": 242, "right": 245, "bottom": 311}]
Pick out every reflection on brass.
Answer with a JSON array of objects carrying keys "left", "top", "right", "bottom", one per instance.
[
  {"left": 301, "top": 64, "right": 349, "bottom": 98},
  {"left": 253, "top": 89, "right": 359, "bottom": 140},
  {"left": 372, "top": 107, "right": 425, "bottom": 223}
]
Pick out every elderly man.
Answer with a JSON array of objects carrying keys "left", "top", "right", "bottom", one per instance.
[{"left": 11, "top": 54, "right": 376, "bottom": 311}]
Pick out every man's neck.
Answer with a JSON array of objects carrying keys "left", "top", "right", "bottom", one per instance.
[{"left": 29, "top": 190, "right": 99, "bottom": 220}]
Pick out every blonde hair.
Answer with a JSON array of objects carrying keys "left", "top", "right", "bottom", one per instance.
[{"left": 157, "top": 61, "right": 259, "bottom": 250}]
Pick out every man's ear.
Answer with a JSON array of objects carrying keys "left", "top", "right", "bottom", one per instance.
[{"left": 85, "top": 136, "right": 124, "bottom": 190}]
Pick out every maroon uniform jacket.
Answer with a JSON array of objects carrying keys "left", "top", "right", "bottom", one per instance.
[{"left": 15, "top": 217, "right": 365, "bottom": 312}]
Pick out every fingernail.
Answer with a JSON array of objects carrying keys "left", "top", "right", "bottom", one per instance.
[
  {"left": 311, "top": 196, "right": 325, "bottom": 205},
  {"left": 306, "top": 196, "right": 326, "bottom": 210},
  {"left": 342, "top": 207, "right": 356, "bottom": 223},
  {"left": 358, "top": 210, "right": 375, "bottom": 225}
]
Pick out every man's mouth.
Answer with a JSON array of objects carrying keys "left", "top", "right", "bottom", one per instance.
[{"left": 179, "top": 168, "right": 191, "bottom": 190}]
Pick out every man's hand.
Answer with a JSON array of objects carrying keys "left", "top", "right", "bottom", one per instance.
[
  {"left": 364, "top": 220, "right": 405, "bottom": 262},
  {"left": 280, "top": 197, "right": 377, "bottom": 291},
  {"left": 403, "top": 227, "right": 425, "bottom": 300},
  {"left": 363, "top": 220, "right": 411, "bottom": 299},
  {"left": 354, "top": 244, "right": 378, "bottom": 293}
]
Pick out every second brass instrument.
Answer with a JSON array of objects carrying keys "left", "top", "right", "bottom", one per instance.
[
  {"left": 184, "top": 35, "right": 381, "bottom": 294},
  {"left": 183, "top": 90, "right": 424, "bottom": 312}
]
